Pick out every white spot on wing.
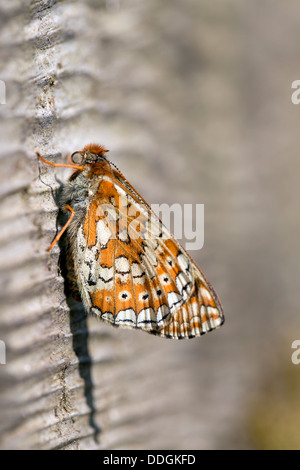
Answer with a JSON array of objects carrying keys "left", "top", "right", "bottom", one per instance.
[
  {"left": 176, "top": 271, "right": 192, "bottom": 298},
  {"left": 140, "top": 254, "right": 156, "bottom": 278},
  {"left": 115, "top": 309, "right": 136, "bottom": 326},
  {"left": 200, "top": 286, "right": 212, "bottom": 302},
  {"left": 132, "top": 262, "right": 144, "bottom": 277},
  {"left": 177, "top": 253, "right": 193, "bottom": 281},
  {"left": 157, "top": 304, "right": 170, "bottom": 326},
  {"left": 115, "top": 256, "right": 130, "bottom": 273},
  {"left": 97, "top": 219, "right": 112, "bottom": 247},
  {"left": 137, "top": 308, "right": 156, "bottom": 327},
  {"left": 118, "top": 228, "right": 130, "bottom": 242},
  {"left": 99, "top": 266, "right": 113, "bottom": 281},
  {"left": 97, "top": 266, "right": 114, "bottom": 291},
  {"left": 207, "top": 306, "right": 218, "bottom": 316},
  {"left": 177, "top": 253, "right": 189, "bottom": 271},
  {"left": 143, "top": 245, "right": 158, "bottom": 267},
  {"left": 167, "top": 291, "right": 182, "bottom": 311}
]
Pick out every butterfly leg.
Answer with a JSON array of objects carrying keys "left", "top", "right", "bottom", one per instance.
[
  {"left": 47, "top": 204, "right": 75, "bottom": 251},
  {"left": 36, "top": 152, "right": 84, "bottom": 171}
]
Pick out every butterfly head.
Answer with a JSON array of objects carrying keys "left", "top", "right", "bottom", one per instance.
[{"left": 71, "top": 144, "right": 109, "bottom": 166}]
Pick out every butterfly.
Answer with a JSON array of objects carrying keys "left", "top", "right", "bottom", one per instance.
[{"left": 38, "top": 144, "right": 224, "bottom": 339}]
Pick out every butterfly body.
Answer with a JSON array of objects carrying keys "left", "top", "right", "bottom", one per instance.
[{"left": 39, "top": 144, "right": 224, "bottom": 339}]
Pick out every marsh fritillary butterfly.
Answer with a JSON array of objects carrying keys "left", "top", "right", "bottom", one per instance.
[{"left": 38, "top": 144, "right": 224, "bottom": 339}]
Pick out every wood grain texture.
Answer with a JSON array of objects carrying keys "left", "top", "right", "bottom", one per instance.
[{"left": 1, "top": 0, "right": 300, "bottom": 450}]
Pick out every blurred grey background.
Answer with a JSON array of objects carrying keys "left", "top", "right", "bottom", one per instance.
[{"left": 0, "top": 0, "right": 300, "bottom": 449}]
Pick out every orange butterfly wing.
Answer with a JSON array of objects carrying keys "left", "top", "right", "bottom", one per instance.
[{"left": 70, "top": 165, "right": 224, "bottom": 338}]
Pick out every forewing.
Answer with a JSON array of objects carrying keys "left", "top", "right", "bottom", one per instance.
[{"left": 111, "top": 169, "right": 224, "bottom": 337}]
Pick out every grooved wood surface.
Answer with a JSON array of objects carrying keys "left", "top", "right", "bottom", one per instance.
[{"left": 0, "top": 0, "right": 300, "bottom": 450}]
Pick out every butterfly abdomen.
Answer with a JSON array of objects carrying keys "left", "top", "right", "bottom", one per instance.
[{"left": 60, "top": 171, "right": 100, "bottom": 243}]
